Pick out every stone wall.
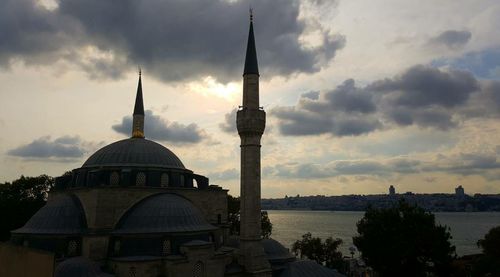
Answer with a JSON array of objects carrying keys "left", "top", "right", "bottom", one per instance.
[{"left": 0, "top": 243, "right": 54, "bottom": 277}]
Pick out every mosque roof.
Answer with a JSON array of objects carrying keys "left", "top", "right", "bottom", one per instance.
[
  {"left": 13, "top": 195, "right": 86, "bottom": 235},
  {"left": 113, "top": 193, "right": 216, "bottom": 234},
  {"left": 262, "top": 238, "right": 296, "bottom": 263},
  {"left": 54, "top": 257, "right": 113, "bottom": 277},
  {"left": 279, "top": 260, "right": 346, "bottom": 277},
  {"left": 81, "top": 138, "right": 185, "bottom": 169}
]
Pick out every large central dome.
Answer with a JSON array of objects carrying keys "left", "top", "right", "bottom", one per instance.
[{"left": 82, "top": 138, "right": 185, "bottom": 169}]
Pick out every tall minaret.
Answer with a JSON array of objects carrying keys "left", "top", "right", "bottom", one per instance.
[
  {"left": 132, "top": 69, "right": 145, "bottom": 138},
  {"left": 236, "top": 11, "right": 272, "bottom": 276}
]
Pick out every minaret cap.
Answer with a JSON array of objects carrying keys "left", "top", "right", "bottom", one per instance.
[
  {"left": 132, "top": 69, "right": 145, "bottom": 138},
  {"left": 243, "top": 9, "right": 259, "bottom": 75}
]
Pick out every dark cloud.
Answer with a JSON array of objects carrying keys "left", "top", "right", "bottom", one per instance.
[
  {"left": 0, "top": 0, "right": 345, "bottom": 83},
  {"left": 273, "top": 65, "right": 489, "bottom": 136},
  {"left": 219, "top": 108, "right": 237, "bottom": 133},
  {"left": 272, "top": 79, "right": 381, "bottom": 137},
  {"left": 429, "top": 30, "right": 472, "bottom": 49},
  {"left": 372, "top": 65, "right": 479, "bottom": 108},
  {"left": 326, "top": 79, "right": 376, "bottom": 113},
  {"left": 112, "top": 110, "right": 206, "bottom": 143},
  {"left": 0, "top": 0, "right": 82, "bottom": 66},
  {"left": 7, "top": 136, "right": 84, "bottom": 159}
]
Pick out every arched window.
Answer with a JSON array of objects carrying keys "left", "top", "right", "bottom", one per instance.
[
  {"left": 114, "top": 240, "right": 121, "bottom": 256},
  {"left": 160, "top": 173, "right": 169, "bottom": 187},
  {"left": 67, "top": 240, "right": 78, "bottom": 257},
  {"left": 179, "top": 174, "right": 185, "bottom": 187},
  {"left": 129, "top": 266, "right": 136, "bottom": 277},
  {"left": 110, "top": 172, "right": 120, "bottom": 186},
  {"left": 136, "top": 172, "right": 146, "bottom": 186},
  {"left": 162, "top": 239, "right": 171, "bottom": 256},
  {"left": 193, "top": 178, "right": 198, "bottom": 188},
  {"left": 193, "top": 261, "right": 204, "bottom": 277}
]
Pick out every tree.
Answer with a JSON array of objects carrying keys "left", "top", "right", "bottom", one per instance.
[
  {"left": 477, "top": 226, "right": 500, "bottom": 259},
  {"left": 353, "top": 200, "right": 455, "bottom": 276},
  {"left": 472, "top": 226, "right": 500, "bottom": 276},
  {"left": 0, "top": 175, "right": 54, "bottom": 241},
  {"left": 227, "top": 195, "right": 272, "bottom": 238},
  {"left": 291, "top": 232, "right": 344, "bottom": 270}
]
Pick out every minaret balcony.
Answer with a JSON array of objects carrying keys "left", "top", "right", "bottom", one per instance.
[{"left": 236, "top": 108, "right": 266, "bottom": 136}]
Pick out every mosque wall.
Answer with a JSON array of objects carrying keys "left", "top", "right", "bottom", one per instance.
[{"left": 0, "top": 243, "right": 55, "bottom": 277}]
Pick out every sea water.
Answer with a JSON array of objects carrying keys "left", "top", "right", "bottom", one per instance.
[{"left": 266, "top": 210, "right": 500, "bottom": 257}]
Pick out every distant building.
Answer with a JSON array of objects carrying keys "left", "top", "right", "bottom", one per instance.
[
  {"left": 455, "top": 185, "right": 465, "bottom": 197},
  {"left": 389, "top": 185, "right": 396, "bottom": 196}
]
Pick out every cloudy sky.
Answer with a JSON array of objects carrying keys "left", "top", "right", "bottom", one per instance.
[{"left": 1, "top": 0, "right": 499, "bottom": 197}]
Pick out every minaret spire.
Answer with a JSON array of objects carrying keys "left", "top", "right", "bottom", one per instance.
[
  {"left": 243, "top": 8, "right": 259, "bottom": 76},
  {"left": 236, "top": 12, "right": 271, "bottom": 276},
  {"left": 132, "top": 68, "right": 145, "bottom": 138}
]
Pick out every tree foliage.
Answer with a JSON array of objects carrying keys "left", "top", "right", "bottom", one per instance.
[
  {"left": 0, "top": 175, "right": 54, "bottom": 241},
  {"left": 291, "top": 232, "right": 344, "bottom": 270},
  {"left": 472, "top": 225, "right": 500, "bottom": 276},
  {"left": 227, "top": 195, "right": 272, "bottom": 238},
  {"left": 353, "top": 200, "right": 455, "bottom": 276}
]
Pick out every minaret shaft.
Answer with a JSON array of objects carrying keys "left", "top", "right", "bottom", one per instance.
[
  {"left": 243, "top": 75, "right": 260, "bottom": 109},
  {"left": 236, "top": 13, "right": 272, "bottom": 276}
]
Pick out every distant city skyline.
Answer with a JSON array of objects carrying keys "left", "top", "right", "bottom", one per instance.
[{"left": 1, "top": 0, "right": 499, "bottom": 197}]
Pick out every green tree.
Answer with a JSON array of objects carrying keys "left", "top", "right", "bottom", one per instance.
[
  {"left": 291, "top": 232, "right": 344, "bottom": 270},
  {"left": 0, "top": 175, "right": 54, "bottom": 241},
  {"left": 353, "top": 200, "right": 455, "bottom": 277},
  {"left": 227, "top": 195, "right": 272, "bottom": 238},
  {"left": 472, "top": 226, "right": 500, "bottom": 276}
]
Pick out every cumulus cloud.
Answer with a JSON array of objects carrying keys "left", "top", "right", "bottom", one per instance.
[
  {"left": 429, "top": 30, "right": 472, "bottom": 49},
  {"left": 0, "top": 0, "right": 345, "bottom": 83},
  {"left": 219, "top": 108, "right": 237, "bottom": 133},
  {"left": 7, "top": 136, "right": 85, "bottom": 159},
  {"left": 208, "top": 168, "right": 239, "bottom": 180},
  {"left": 112, "top": 110, "right": 206, "bottom": 143},
  {"left": 272, "top": 65, "right": 491, "bottom": 136}
]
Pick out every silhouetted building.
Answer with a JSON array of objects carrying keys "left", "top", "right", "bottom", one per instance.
[
  {"left": 455, "top": 185, "right": 465, "bottom": 197},
  {"left": 4, "top": 13, "right": 344, "bottom": 277},
  {"left": 389, "top": 185, "right": 396, "bottom": 196}
]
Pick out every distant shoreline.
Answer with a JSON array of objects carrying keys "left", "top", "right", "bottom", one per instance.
[{"left": 262, "top": 193, "right": 500, "bottom": 212}]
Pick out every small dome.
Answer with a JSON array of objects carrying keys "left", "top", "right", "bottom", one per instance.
[
  {"left": 55, "top": 257, "right": 113, "bottom": 277},
  {"left": 113, "top": 193, "right": 216, "bottom": 234},
  {"left": 262, "top": 238, "right": 296, "bottom": 263},
  {"left": 82, "top": 138, "right": 185, "bottom": 169},
  {"left": 13, "top": 195, "right": 86, "bottom": 235},
  {"left": 279, "top": 260, "right": 345, "bottom": 277},
  {"left": 280, "top": 260, "right": 345, "bottom": 277}
]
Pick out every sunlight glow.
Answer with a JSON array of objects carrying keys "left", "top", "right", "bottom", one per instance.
[{"left": 187, "top": 76, "right": 240, "bottom": 101}]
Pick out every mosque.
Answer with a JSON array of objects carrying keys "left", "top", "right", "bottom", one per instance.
[{"left": 5, "top": 14, "right": 343, "bottom": 277}]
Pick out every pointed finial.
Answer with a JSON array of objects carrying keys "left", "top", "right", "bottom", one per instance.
[
  {"left": 138, "top": 66, "right": 142, "bottom": 77},
  {"left": 250, "top": 7, "right": 253, "bottom": 22}
]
